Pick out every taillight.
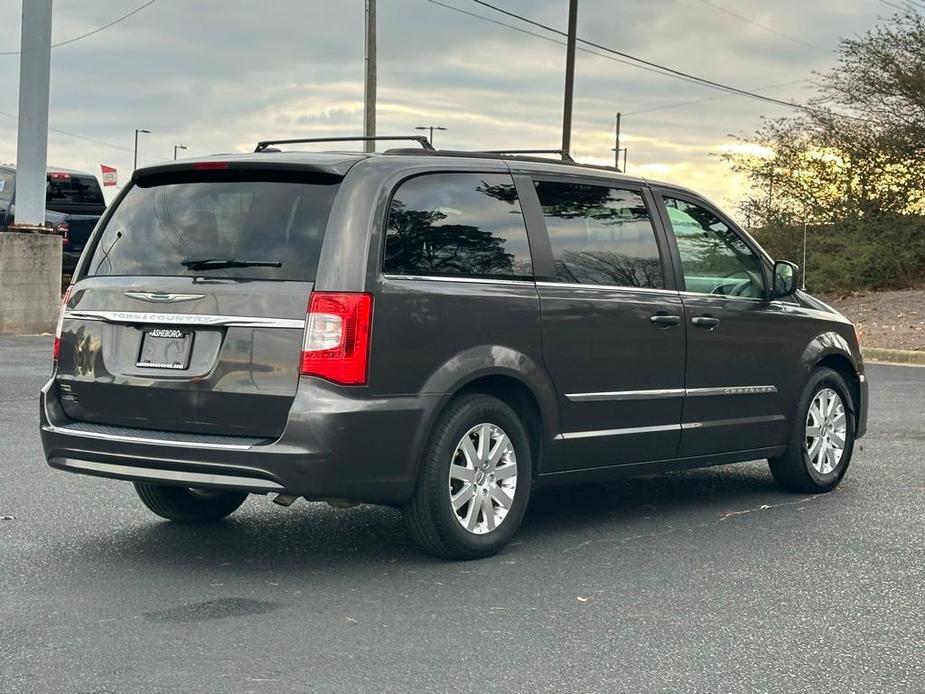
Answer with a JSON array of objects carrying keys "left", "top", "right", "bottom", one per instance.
[
  {"left": 53, "top": 285, "right": 73, "bottom": 362},
  {"left": 300, "top": 292, "right": 373, "bottom": 385}
]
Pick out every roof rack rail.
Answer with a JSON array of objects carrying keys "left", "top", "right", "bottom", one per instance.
[
  {"left": 254, "top": 135, "right": 435, "bottom": 153},
  {"left": 477, "top": 149, "right": 575, "bottom": 162}
]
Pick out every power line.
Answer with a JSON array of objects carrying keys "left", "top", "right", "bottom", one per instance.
[
  {"left": 470, "top": 0, "right": 857, "bottom": 119},
  {"left": 423, "top": 0, "right": 719, "bottom": 91},
  {"left": 0, "top": 110, "right": 133, "bottom": 152},
  {"left": 0, "top": 110, "right": 164, "bottom": 165},
  {"left": 689, "top": 0, "right": 829, "bottom": 54},
  {"left": 0, "top": 0, "right": 159, "bottom": 56},
  {"left": 623, "top": 79, "right": 810, "bottom": 117}
]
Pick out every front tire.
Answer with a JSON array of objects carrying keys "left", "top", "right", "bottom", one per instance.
[
  {"left": 769, "top": 367, "right": 856, "bottom": 493},
  {"left": 134, "top": 483, "right": 248, "bottom": 522},
  {"left": 403, "top": 394, "right": 532, "bottom": 560}
]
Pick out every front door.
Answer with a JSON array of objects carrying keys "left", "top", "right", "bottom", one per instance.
[
  {"left": 656, "top": 192, "right": 791, "bottom": 457},
  {"left": 526, "top": 178, "right": 686, "bottom": 471}
]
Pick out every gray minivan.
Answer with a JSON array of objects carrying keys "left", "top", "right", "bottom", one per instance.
[{"left": 40, "top": 136, "right": 868, "bottom": 559}]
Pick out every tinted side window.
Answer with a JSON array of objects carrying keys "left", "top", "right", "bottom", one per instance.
[
  {"left": 662, "top": 196, "right": 764, "bottom": 298},
  {"left": 384, "top": 173, "right": 532, "bottom": 279},
  {"left": 534, "top": 181, "right": 664, "bottom": 288}
]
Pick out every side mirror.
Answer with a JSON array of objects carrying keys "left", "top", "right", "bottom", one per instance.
[{"left": 770, "top": 260, "right": 799, "bottom": 299}]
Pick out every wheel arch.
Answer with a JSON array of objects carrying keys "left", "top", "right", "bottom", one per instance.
[
  {"left": 418, "top": 346, "right": 560, "bottom": 478},
  {"left": 800, "top": 332, "right": 862, "bottom": 424}
]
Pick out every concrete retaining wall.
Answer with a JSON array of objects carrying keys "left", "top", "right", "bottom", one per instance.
[{"left": 0, "top": 232, "right": 62, "bottom": 335}]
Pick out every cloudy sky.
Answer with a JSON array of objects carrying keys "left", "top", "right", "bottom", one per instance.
[{"left": 0, "top": 0, "right": 891, "bottom": 213}]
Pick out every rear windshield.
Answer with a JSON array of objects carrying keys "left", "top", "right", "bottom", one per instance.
[
  {"left": 47, "top": 175, "right": 105, "bottom": 208},
  {"left": 87, "top": 174, "right": 339, "bottom": 281}
]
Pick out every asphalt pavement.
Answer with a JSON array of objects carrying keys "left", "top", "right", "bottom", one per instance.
[{"left": 1, "top": 335, "right": 923, "bottom": 693}]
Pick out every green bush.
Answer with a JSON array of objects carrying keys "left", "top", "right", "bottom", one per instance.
[{"left": 752, "top": 215, "right": 925, "bottom": 294}]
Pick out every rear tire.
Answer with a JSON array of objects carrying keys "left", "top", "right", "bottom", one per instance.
[
  {"left": 768, "top": 366, "right": 855, "bottom": 493},
  {"left": 133, "top": 483, "right": 248, "bottom": 522},
  {"left": 403, "top": 394, "right": 532, "bottom": 560}
]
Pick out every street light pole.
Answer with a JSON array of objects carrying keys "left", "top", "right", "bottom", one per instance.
[
  {"left": 133, "top": 128, "right": 150, "bottom": 170},
  {"left": 560, "top": 0, "right": 578, "bottom": 156},
  {"left": 173, "top": 144, "right": 188, "bottom": 160},
  {"left": 415, "top": 125, "right": 447, "bottom": 147}
]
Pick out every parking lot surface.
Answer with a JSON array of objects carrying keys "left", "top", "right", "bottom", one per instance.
[{"left": 1, "top": 336, "right": 923, "bottom": 693}]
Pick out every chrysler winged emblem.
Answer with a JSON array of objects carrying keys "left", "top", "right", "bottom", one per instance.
[{"left": 124, "top": 291, "right": 205, "bottom": 303}]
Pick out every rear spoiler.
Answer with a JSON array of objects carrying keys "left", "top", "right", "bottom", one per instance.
[{"left": 131, "top": 160, "right": 348, "bottom": 185}]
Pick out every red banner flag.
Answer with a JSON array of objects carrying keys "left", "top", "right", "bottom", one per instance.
[{"left": 100, "top": 165, "right": 117, "bottom": 187}]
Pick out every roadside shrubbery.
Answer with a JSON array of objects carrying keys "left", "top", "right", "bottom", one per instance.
[
  {"left": 724, "top": 10, "right": 925, "bottom": 295},
  {"left": 753, "top": 214, "right": 925, "bottom": 294}
]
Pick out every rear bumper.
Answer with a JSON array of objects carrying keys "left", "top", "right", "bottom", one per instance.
[{"left": 40, "top": 378, "right": 443, "bottom": 505}]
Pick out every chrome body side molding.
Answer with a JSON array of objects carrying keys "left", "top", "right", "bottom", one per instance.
[
  {"left": 557, "top": 414, "right": 785, "bottom": 440},
  {"left": 565, "top": 385, "right": 778, "bottom": 402}
]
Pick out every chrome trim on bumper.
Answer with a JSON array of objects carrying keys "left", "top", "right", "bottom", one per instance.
[
  {"left": 44, "top": 422, "right": 259, "bottom": 451},
  {"left": 55, "top": 458, "right": 284, "bottom": 490},
  {"left": 64, "top": 310, "right": 304, "bottom": 330}
]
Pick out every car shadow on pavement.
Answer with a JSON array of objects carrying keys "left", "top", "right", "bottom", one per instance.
[{"left": 59, "top": 460, "right": 801, "bottom": 572}]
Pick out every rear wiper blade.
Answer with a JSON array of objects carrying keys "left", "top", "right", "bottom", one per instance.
[{"left": 181, "top": 258, "right": 282, "bottom": 271}]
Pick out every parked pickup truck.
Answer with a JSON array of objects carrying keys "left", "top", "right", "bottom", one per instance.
[{"left": 0, "top": 165, "right": 107, "bottom": 280}]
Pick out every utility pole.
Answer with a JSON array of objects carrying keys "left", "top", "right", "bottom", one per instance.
[
  {"left": 13, "top": 0, "right": 53, "bottom": 228},
  {"left": 364, "top": 0, "right": 377, "bottom": 153},
  {"left": 560, "top": 0, "right": 578, "bottom": 156},
  {"left": 613, "top": 112, "right": 621, "bottom": 169},
  {"left": 801, "top": 201, "right": 809, "bottom": 290},
  {"left": 416, "top": 125, "right": 447, "bottom": 147}
]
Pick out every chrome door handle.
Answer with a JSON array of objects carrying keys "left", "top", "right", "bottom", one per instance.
[
  {"left": 650, "top": 314, "right": 681, "bottom": 327},
  {"left": 691, "top": 316, "right": 720, "bottom": 329}
]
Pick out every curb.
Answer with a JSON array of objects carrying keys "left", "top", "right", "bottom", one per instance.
[{"left": 862, "top": 347, "right": 925, "bottom": 366}]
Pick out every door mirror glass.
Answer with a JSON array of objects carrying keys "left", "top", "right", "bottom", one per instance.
[{"left": 771, "top": 260, "right": 799, "bottom": 298}]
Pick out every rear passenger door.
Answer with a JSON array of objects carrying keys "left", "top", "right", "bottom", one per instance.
[
  {"left": 370, "top": 170, "right": 544, "bottom": 399},
  {"left": 521, "top": 176, "right": 685, "bottom": 471}
]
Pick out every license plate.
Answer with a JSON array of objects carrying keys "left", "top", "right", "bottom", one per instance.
[{"left": 137, "top": 327, "right": 193, "bottom": 370}]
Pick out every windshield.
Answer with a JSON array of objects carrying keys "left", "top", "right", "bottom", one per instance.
[{"left": 87, "top": 174, "right": 339, "bottom": 281}]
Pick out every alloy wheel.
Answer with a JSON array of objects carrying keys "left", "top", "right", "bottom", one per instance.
[
  {"left": 448, "top": 423, "right": 518, "bottom": 534},
  {"left": 805, "top": 387, "right": 847, "bottom": 475}
]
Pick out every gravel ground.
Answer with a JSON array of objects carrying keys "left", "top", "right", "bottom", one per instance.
[{"left": 827, "top": 288, "right": 925, "bottom": 351}]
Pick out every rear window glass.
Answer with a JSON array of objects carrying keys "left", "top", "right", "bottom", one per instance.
[
  {"left": 47, "top": 175, "right": 104, "bottom": 206},
  {"left": 535, "top": 181, "right": 664, "bottom": 288},
  {"left": 87, "top": 175, "right": 339, "bottom": 281},
  {"left": 384, "top": 172, "right": 533, "bottom": 279}
]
